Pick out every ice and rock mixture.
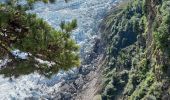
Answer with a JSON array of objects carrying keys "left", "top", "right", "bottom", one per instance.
[{"left": 0, "top": 0, "right": 119, "bottom": 99}]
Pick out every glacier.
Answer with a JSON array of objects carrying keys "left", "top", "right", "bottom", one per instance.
[{"left": 0, "top": 0, "right": 120, "bottom": 99}]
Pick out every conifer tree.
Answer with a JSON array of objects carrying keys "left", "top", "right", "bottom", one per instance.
[{"left": 0, "top": 0, "right": 80, "bottom": 77}]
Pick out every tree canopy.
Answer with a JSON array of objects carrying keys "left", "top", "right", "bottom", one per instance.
[{"left": 0, "top": 0, "right": 80, "bottom": 77}]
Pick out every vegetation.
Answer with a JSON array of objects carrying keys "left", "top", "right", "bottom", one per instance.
[
  {"left": 0, "top": 0, "right": 170, "bottom": 99},
  {"left": 0, "top": 0, "right": 80, "bottom": 77},
  {"left": 101, "top": 0, "right": 170, "bottom": 99}
]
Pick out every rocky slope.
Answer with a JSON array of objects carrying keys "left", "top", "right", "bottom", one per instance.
[
  {"left": 55, "top": 0, "right": 170, "bottom": 99},
  {"left": 99, "top": 0, "right": 170, "bottom": 100}
]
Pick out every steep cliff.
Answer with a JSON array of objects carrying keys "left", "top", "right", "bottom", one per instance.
[{"left": 100, "top": 0, "right": 170, "bottom": 100}]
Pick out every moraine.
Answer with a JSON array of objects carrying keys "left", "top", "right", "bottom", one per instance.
[{"left": 0, "top": 0, "right": 119, "bottom": 99}]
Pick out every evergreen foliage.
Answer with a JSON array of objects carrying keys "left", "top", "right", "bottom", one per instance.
[
  {"left": 0, "top": 0, "right": 80, "bottom": 77},
  {"left": 101, "top": 0, "right": 170, "bottom": 99}
]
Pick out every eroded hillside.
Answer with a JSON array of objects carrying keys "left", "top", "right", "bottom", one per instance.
[{"left": 100, "top": 0, "right": 170, "bottom": 99}]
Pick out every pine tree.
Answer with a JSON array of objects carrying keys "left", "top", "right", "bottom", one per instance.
[{"left": 0, "top": 0, "right": 80, "bottom": 77}]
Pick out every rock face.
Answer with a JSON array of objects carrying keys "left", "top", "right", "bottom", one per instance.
[
  {"left": 99, "top": 0, "right": 170, "bottom": 100},
  {"left": 52, "top": 37, "right": 105, "bottom": 100}
]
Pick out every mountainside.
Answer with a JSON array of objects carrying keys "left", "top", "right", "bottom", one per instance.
[
  {"left": 99, "top": 0, "right": 170, "bottom": 99},
  {"left": 0, "top": 0, "right": 170, "bottom": 99}
]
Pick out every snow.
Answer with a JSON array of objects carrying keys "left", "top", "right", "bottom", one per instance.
[{"left": 12, "top": 49, "right": 28, "bottom": 60}]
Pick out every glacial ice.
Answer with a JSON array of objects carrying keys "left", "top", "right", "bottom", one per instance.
[{"left": 0, "top": 0, "right": 119, "bottom": 99}]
